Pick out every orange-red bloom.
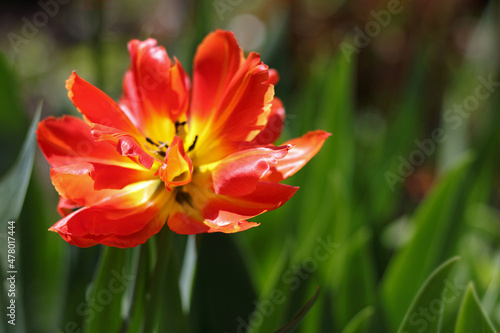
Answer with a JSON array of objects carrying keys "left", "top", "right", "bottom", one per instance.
[{"left": 37, "top": 30, "right": 330, "bottom": 248}]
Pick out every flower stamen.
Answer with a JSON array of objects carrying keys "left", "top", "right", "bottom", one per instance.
[
  {"left": 146, "top": 136, "right": 170, "bottom": 158},
  {"left": 188, "top": 135, "right": 198, "bottom": 152},
  {"left": 146, "top": 137, "right": 159, "bottom": 147},
  {"left": 175, "top": 121, "right": 187, "bottom": 134}
]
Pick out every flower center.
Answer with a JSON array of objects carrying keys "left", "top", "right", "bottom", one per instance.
[
  {"left": 148, "top": 122, "right": 199, "bottom": 191},
  {"left": 145, "top": 121, "right": 198, "bottom": 158},
  {"left": 154, "top": 136, "right": 193, "bottom": 191}
]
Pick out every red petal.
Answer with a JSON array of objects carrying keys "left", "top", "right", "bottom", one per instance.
[
  {"left": 66, "top": 72, "right": 140, "bottom": 136},
  {"left": 203, "top": 181, "right": 298, "bottom": 225},
  {"left": 211, "top": 145, "right": 290, "bottom": 196},
  {"left": 49, "top": 186, "right": 171, "bottom": 248},
  {"left": 51, "top": 165, "right": 120, "bottom": 208},
  {"left": 207, "top": 220, "right": 259, "bottom": 233},
  {"left": 167, "top": 211, "right": 210, "bottom": 235},
  {"left": 37, "top": 116, "right": 139, "bottom": 169},
  {"left": 191, "top": 30, "right": 242, "bottom": 122},
  {"left": 117, "top": 136, "right": 155, "bottom": 169},
  {"left": 50, "top": 163, "right": 158, "bottom": 207},
  {"left": 167, "top": 210, "right": 259, "bottom": 235},
  {"left": 102, "top": 210, "right": 168, "bottom": 248},
  {"left": 120, "top": 40, "right": 190, "bottom": 137},
  {"left": 90, "top": 163, "right": 155, "bottom": 190},
  {"left": 213, "top": 53, "right": 273, "bottom": 143},
  {"left": 128, "top": 39, "right": 172, "bottom": 115},
  {"left": 167, "top": 179, "right": 297, "bottom": 234},
  {"left": 52, "top": 161, "right": 153, "bottom": 192},
  {"left": 57, "top": 196, "right": 81, "bottom": 217},
  {"left": 167, "top": 58, "right": 190, "bottom": 121},
  {"left": 250, "top": 98, "right": 285, "bottom": 145},
  {"left": 264, "top": 130, "right": 331, "bottom": 182},
  {"left": 190, "top": 30, "right": 275, "bottom": 162},
  {"left": 156, "top": 136, "right": 193, "bottom": 190},
  {"left": 266, "top": 69, "right": 280, "bottom": 85}
]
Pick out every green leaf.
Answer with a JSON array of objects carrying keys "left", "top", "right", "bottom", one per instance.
[
  {"left": 382, "top": 155, "right": 472, "bottom": 331},
  {"left": 0, "top": 103, "right": 41, "bottom": 333},
  {"left": 60, "top": 246, "right": 101, "bottom": 332},
  {"left": 455, "top": 283, "right": 496, "bottom": 333},
  {"left": 398, "top": 257, "right": 460, "bottom": 333},
  {"left": 0, "top": 102, "right": 41, "bottom": 223},
  {"left": 83, "top": 247, "right": 134, "bottom": 333},
  {"left": 274, "top": 286, "right": 320, "bottom": 333},
  {"left": 341, "top": 307, "right": 375, "bottom": 333},
  {"left": 122, "top": 244, "right": 150, "bottom": 333}
]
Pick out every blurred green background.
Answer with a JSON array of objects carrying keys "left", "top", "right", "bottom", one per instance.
[{"left": 1, "top": 0, "right": 500, "bottom": 332}]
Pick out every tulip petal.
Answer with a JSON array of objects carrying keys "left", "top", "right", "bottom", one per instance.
[
  {"left": 264, "top": 130, "right": 331, "bottom": 182},
  {"left": 49, "top": 184, "right": 171, "bottom": 248},
  {"left": 66, "top": 72, "right": 140, "bottom": 136},
  {"left": 167, "top": 211, "right": 210, "bottom": 235},
  {"left": 51, "top": 162, "right": 160, "bottom": 207},
  {"left": 57, "top": 196, "right": 81, "bottom": 217},
  {"left": 207, "top": 220, "right": 260, "bottom": 233},
  {"left": 191, "top": 30, "right": 242, "bottom": 121},
  {"left": 156, "top": 136, "right": 193, "bottom": 190},
  {"left": 266, "top": 68, "right": 280, "bottom": 85},
  {"left": 50, "top": 204, "right": 168, "bottom": 248},
  {"left": 37, "top": 116, "right": 140, "bottom": 169},
  {"left": 210, "top": 145, "right": 291, "bottom": 196},
  {"left": 191, "top": 30, "right": 275, "bottom": 162},
  {"left": 128, "top": 39, "right": 172, "bottom": 116},
  {"left": 120, "top": 39, "right": 190, "bottom": 139},
  {"left": 203, "top": 181, "right": 298, "bottom": 225},
  {"left": 117, "top": 136, "right": 155, "bottom": 169},
  {"left": 51, "top": 165, "right": 120, "bottom": 208},
  {"left": 168, "top": 180, "right": 297, "bottom": 234},
  {"left": 209, "top": 52, "right": 273, "bottom": 143},
  {"left": 250, "top": 98, "right": 285, "bottom": 145},
  {"left": 90, "top": 163, "right": 156, "bottom": 190},
  {"left": 167, "top": 209, "right": 259, "bottom": 235}
]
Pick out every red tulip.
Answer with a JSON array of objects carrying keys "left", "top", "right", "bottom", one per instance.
[{"left": 37, "top": 30, "right": 330, "bottom": 248}]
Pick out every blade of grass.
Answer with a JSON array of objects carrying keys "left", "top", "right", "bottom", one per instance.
[
  {"left": 455, "top": 283, "right": 496, "bottom": 333},
  {"left": 0, "top": 102, "right": 41, "bottom": 223},
  {"left": 0, "top": 103, "right": 40, "bottom": 333},
  {"left": 398, "top": 257, "right": 460, "bottom": 333},
  {"left": 341, "top": 307, "right": 375, "bottom": 333},
  {"left": 83, "top": 247, "right": 134, "bottom": 333}
]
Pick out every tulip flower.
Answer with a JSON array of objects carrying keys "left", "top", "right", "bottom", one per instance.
[{"left": 37, "top": 30, "right": 330, "bottom": 248}]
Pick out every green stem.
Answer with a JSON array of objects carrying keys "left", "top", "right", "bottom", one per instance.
[
  {"left": 119, "top": 244, "right": 148, "bottom": 333},
  {"left": 141, "top": 227, "right": 174, "bottom": 333}
]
